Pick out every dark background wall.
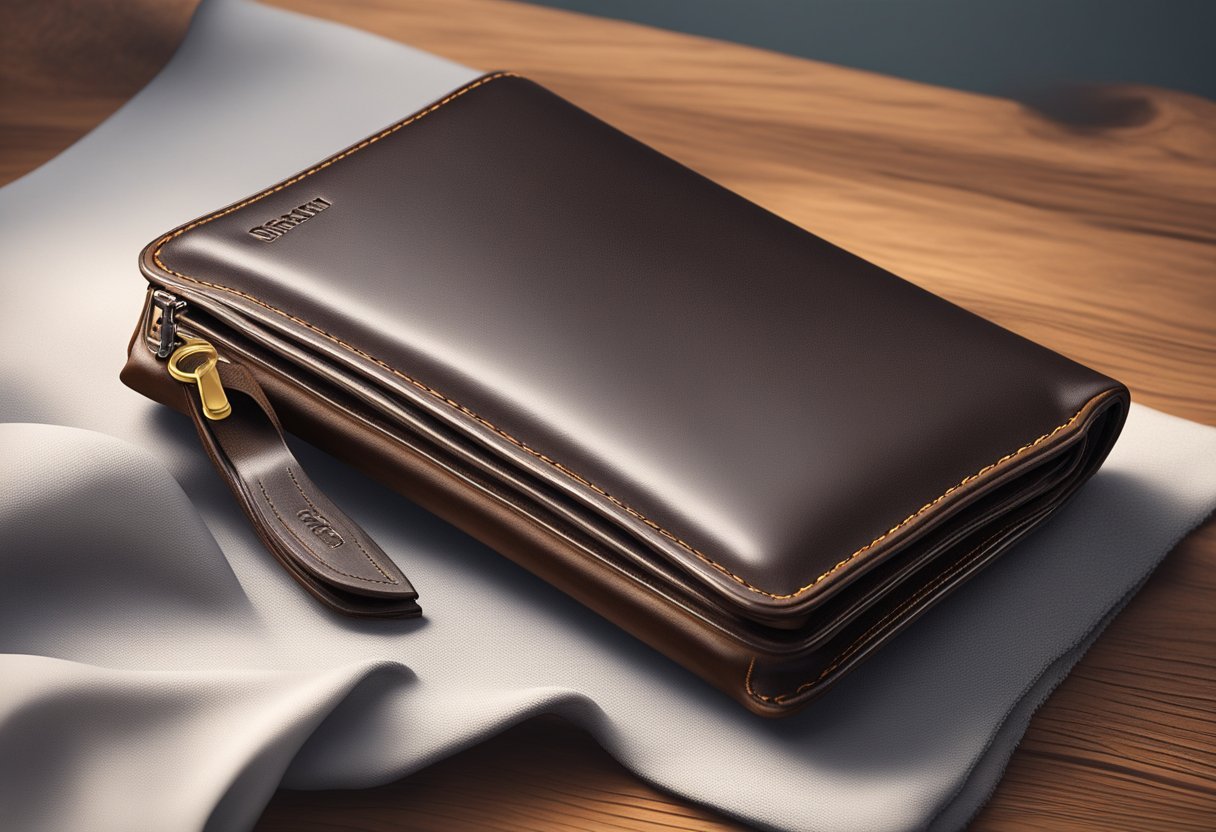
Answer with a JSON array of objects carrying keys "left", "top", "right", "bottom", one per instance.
[{"left": 525, "top": 0, "right": 1216, "bottom": 102}]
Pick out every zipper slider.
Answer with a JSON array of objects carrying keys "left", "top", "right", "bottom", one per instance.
[
  {"left": 151, "top": 290, "right": 187, "bottom": 359},
  {"left": 167, "top": 338, "right": 232, "bottom": 421}
]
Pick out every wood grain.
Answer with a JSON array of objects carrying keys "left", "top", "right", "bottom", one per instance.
[
  {"left": 3, "top": 0, "right": 1213, "bottom": 830},
  {"left": 0, "top": 0, "right": 200, "bottom": 184},
  {"left": 262, "top": 713, "right": 744, "bottom": 832}
]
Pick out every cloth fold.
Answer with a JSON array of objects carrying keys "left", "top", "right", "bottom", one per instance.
[{"left": 1, "top": 1, "right": 1214, "bottom": 830}]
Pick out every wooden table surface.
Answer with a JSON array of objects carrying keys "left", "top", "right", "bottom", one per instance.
[{"left": 4, "top": 1, "right": 1214, "bottom": 829}]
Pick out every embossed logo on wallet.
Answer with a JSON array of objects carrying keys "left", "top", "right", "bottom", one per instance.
[
  {"left": 296, "top": 508, "right": 345, "bottom": 548},
  {"left": 247, "top": 197, "right": 331, "bottom": 242}
]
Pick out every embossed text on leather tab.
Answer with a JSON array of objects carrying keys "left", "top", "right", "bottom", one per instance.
[
  {"left": 247, "top": 197, "right": 331, "bottom": 241},
  {"left": 296, "top": 507, "right": 345, "bottom": 548}
]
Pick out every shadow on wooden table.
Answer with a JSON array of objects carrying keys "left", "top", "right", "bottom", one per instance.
[{"left": 259, "top": 714, "right": 748, "bottom": 831}]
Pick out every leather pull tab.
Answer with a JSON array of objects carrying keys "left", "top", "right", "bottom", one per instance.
[{"left": 178, "top": 359, "right": 420, "bottom": 618}]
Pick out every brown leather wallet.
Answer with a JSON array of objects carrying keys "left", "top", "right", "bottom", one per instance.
[{"left": 120, "top": 72, "right": 1129, "bottom": 716}]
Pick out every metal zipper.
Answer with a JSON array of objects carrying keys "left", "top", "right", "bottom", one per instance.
[
  {"left": 147, "top": 290, "right": 231, "bottom": 421},
  {"left": 150, "top": 289, "right": 186, "bottom": 358}
]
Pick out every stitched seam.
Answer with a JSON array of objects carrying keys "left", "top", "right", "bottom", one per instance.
[
  {"left": 286, "top": 466, "right": 396, "bottom": 584},
  {"left": 150, "top": 70, "right": 1084, "bottom": 601},
  {"left": 154, "top": 71, "right": 516, "bottom": 248},
  {"left": 256, "top": 478, "right": 397, "bottom": 585},
  {"left": 745, "top": 526, "right": 1012, "bottom": 704}
]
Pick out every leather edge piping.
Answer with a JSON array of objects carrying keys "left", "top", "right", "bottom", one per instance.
[
  {"left": 144, "top": 70, "right": 1097, "bottom": 605},
  {"left": 745, "top": 524, "right": 1016, "bottom": 706},
  {"left": 745, "top": 387, "right": 1126, "bottom": 706}
]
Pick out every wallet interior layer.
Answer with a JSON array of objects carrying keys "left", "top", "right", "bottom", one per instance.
[{"left": 123, "top": 286, "right": 1126, "bottom": 715}]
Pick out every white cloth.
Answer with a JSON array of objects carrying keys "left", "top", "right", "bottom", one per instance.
[{"left": 1, "top": 2, "right": 1213, "bottom": 830}]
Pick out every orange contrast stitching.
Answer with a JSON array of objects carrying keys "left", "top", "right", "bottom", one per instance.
[
  {"left": 745, "top": 526, "right": 1012, "bottom": 704},
  {"left": 151, "top": 71, "right": 1084, "bottom": 601}
]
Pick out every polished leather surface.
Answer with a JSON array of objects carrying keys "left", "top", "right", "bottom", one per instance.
[
  {"left": 148, "top": 73, "right": 1124, "bottom": 612},
  {"left": 125, "top": 73, "right": 1129, "bottom": 713},
  {"left": 120, "top": 296, "right": 1125, "bottom": 714}
]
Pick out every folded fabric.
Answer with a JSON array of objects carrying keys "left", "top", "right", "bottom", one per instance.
[{"left": 1, "top": 1, "right": 1213, "bottom": 830}]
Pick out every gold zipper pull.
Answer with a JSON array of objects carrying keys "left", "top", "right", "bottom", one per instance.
[{"left": 167, "top": 338, "right": 232, "bottom": 420}]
